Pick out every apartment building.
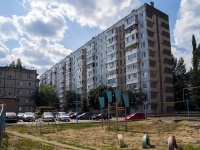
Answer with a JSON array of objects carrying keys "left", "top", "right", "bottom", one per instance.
[
  {"left": 0, "top": 67, "right": 39, "bottom": 113},
  {"left": 40, "top": 2, "right": 174, "bottom": 113}
]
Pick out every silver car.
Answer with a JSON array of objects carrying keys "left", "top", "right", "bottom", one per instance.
[
  {"left": 22, "top": 112, "right": 35, "bottom": 122},
  {"left": 57, "top": 112, "right": 70, "bottom": 122},
  {"left": 41, "top": 112, "right": 55, "bottom": 122}
]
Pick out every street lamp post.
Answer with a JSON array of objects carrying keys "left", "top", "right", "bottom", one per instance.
[{"left": 144, "top": 101, "right": 147, "bottom": 120}]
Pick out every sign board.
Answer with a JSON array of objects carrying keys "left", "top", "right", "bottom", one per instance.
[
  {"left": 122, "top": 94, "right": 129, "bottom": 108},
  {"left": 114, "top": 89, "right": 120, "bottom": 103},
  {"left": 106, "top": 90, "right": 112, "bottom": 102},
  {"left": 98, "top": 97, "right": 105, "bottom": 108}
]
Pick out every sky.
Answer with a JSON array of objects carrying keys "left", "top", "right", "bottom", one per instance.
[{"left": 0, "top": 0, "right": 200, "bottom": 76}]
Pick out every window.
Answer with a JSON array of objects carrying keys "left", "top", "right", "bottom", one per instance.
[
  {"left": 0, "top": 71, "right": 2, "bottom": 76},
  {"left": 142, "top": 63, "right": 145, "bottom": 68},
  {"left": 27, "top": 73, "right": 32, "bottom": 78},
  {"left": 18, "top": 107, "right": 22, "bottom": 112},
  {"left": 18, "top": 81, "right": 22, "bottom": 86},
  {"left": 7, "top": 92, "right": 12, "bottom": 96},
  {"left": 139, "top": 13, "right": 143, "bottom": 20},
  {"left": 18, "top": 72, "right": 22, "bottom": 78},
  {"left": 27, "top": 82, "right": 32, "bottom": 86},
  {"left": 142, "top": 72, "right": 147, "bottom": 78},
  {"left": 27, "top": 90, "right": 33, "bottom": 95},
  {"left": 140, "top": 22, "right": 144, "bottom": 29},
  {"left": 141, "top": 42, "right": 145, "bottom": 49},
  {"left": 142, "top": 52, "right": 146, "bottom": 58},
  {"left": 143, "top": 83, "right": 147, "bottom": 88},
  {"left": 0, "top": 80, "right": 1, "bottom": 84},
  {"left": 18, "top": 90, "right": 22, "bottom": 94},
  {"left": 141, "top": 32, "right": 144, "bottom": 39}
]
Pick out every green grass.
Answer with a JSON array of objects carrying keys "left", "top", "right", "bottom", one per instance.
[
  {"left": 185, "top": 145, "right": 200, "bottom": 150},
  {"left": 3, "top": 134, "right": 61, "bottom": 150}
]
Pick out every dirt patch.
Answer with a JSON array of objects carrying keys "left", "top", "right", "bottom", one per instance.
[{"left": 38, "top": 120, "right": 200, "bottom": 150}]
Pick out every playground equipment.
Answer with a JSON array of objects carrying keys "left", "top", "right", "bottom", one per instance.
[
  {"left": 27, "top": 106, "right": 62, "bottom": 134},
  {"left": 0, "top": 103, "right": 8, "bottom": 148},
  {"left": 142, "top": 134, "right": 150, "bottom": 148},
  {"left": 98, "top": 89, "right": 129, "bottom": 131}
]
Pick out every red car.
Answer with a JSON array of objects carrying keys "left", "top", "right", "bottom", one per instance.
[{"left": 125, "top": 112, "right": 145, "bottom": 121}]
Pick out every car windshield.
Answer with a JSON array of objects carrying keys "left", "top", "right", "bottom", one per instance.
[
  {"left": 59, "top": 113, "right": 67, "bottom": 116},
  {"left": 131, "top": 114, "right": 136, "bottom": 116},
  {"left": 44, "top": 112, "right": 53, "bottom": 116},
  {"left": 25, "top": 112, "right": 34, "bottom": 115}
]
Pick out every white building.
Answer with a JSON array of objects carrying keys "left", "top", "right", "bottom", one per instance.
[{"left": 40, "top": 2, "right": 174, "bottom": 113}]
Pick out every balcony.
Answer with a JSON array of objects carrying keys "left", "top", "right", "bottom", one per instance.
[
  {"left": 126, "top": 48, "right": 139, "bottom": 56},
  {"left": 125, "top": 29, "right": 138, "bottom": 39},
  {"left": 126, "top": 58, "right": 139, "bottom": 65},
  {"left": 126, "top": 78, "right": 140, "bottom": 84},
  {"left": 125, "top": 39, "right": 139, "bottom": 48},
  {"left": 125, "top": 20, "right": 138, "bottom": 29},
  {"left": 107, "top": 55, "right": 117, "bottom": 64},
  {"left": 107, "top": 32, "right": 117, "bottom": 40},
  {"left": 107, "top": 40, "right": 117, "bottom": 47}
]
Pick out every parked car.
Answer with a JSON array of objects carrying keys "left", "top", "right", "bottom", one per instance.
[
  {"left": 91, "top": 113, "right": 112, "bottom": 120},
  {"left": 67, "top": 112, "right": 75, "bottom": 117},
  {"left": 41, "top": 112, "right": 55, "bottom": 122},
  {"left": 57, "top": 112, "right": 70, "bottom": 122},
  {"left": 22, "top": 112, "right": 35, "bottom": 122},
  {"left": 6, "top": 112, "right": 18, "bottom": 123},
  {"left": 125, "top": 112, "right": 145, "bottom": 121},
  {"left": 70, "top": 112, "right": 83, "bottom": 119},
  {"left": 78, "top": 112, "right": 93, "bottom": 120},
  {"left": 17, "top": 112, "right": 24, "bottom": 120}
]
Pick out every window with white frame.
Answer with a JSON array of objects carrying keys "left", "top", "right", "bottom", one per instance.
[
  {"left": 140, "top": 22, "right": 144, "bottom": 29},
  {"left": 141, "top": 32, "right": 145, "bottom": 39},
  {"left": 142, "top": 72, "right": 147, "bottom": 78},
  {"left": 27, "top": 82, "right": 32, "bottom": 86}
]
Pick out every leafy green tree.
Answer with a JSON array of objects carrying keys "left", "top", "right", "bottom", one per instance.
[
  {"left": 87, "top": 85, "right": 113, "bottom": 110},
  {"left": 9, "top": 61, "right": 15, "bottom": 68},
  {"left": 190, "top": 35, "right": 200, "bottom": 110},
  {"left": 64, "top": 90, "right": 79, "bottom": 111},
  {"left": 16, "top": 58, "right": 22, "bottom": 69},
  {"left": 172, "top": 55, "right": 188, "bottom": 111},
  {"left": 80, "top": 96, "right": 89, "bottom": 112},
  {"left": 32, "top": 84, "right": 59, "bottom": 108},
  {"left": 125, "top": 88, "right": 146, "bottom": 110}
]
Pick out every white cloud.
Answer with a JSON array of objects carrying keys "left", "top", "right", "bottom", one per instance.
[
  {"left": 174, "top": 0, "right": 200, "bottom": 50},
  {"left": 10, "top": 38, "right": 72, "bottom": 74},
  {"left": 24, "top": 0, "right": 141, "bottom": 30},
  {"left": 0, "top": 41, "right": 9, "bottom": 58},
  {"left": 171, "top": 46, "right": 192, "bottom": 71},
  {"left": 0, "top": 16, "right": 19, "bottom": 41}
]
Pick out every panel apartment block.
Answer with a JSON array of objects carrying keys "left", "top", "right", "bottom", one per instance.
[{"left": 40, "top": 2, "right": 174, "bottom": 113}]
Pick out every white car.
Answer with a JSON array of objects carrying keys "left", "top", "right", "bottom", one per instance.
[
  {"left": 6, "top": 112, "right": 18, "bottom": 123},
  {"left": 22, "top": 112, "right": 35, "bottom": 122},
  {"left": 41, "top": 112, "right": 55, "bottom": 122},
  {"left": 57, "top": 112, "right": 70, "bottom": 122}
]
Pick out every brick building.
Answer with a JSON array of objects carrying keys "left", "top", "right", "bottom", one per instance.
[{"left": 0, "top": 67, "right": 39, "bottom": 113}]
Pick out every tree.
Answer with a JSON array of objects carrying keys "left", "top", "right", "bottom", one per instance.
[
  {"left": 80, "top": 96, "right": 89, "bottom": 112},
  {"left": 87, "top": 85, "right": 113, "bottom": 110},
  {"left": 64, "top": 90, "right": 78, "bottom": 111},
  {"left": 172, "top": 55, "right": 188, "bottom": 111},
  {"left": 9, "top": 61, "right": 15, "bottom": 68},
  {"left": 16, "top": 58, "right": 22, "bottom": 69},
  {"left": 190, "top": 35, "right": 200, "bottom": 110},
  {"left": 125, "top": 88, "right": 146, "bottom": 110},
  {"left": 32, "top": 84, "right": 59, "bottom": 109}
]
